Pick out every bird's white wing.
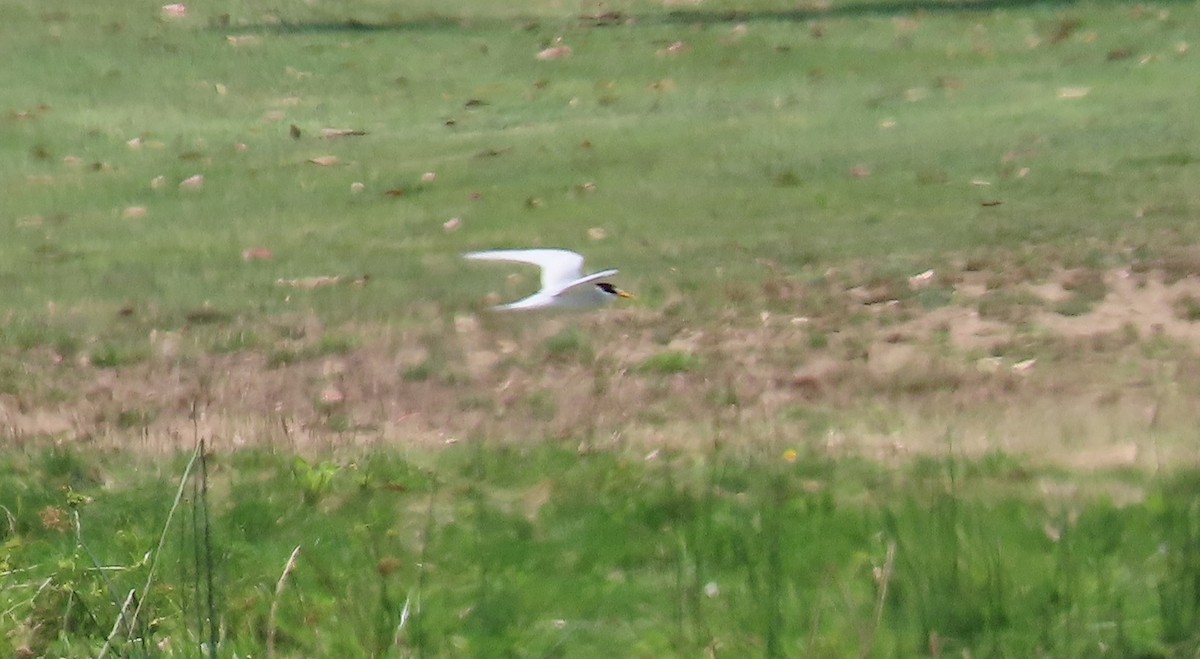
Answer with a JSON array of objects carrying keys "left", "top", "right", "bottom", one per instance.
[
  {"left": 490, "top": 293, "right": 552, "bottom": 311},
  {"left": 464, "top": 249, "right": 585, "bottom": 292},
  {"left": 551, "top": 269, "right": 619, "bottom": 296}
]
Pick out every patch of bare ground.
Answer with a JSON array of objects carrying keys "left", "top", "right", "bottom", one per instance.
[
  {"left": 3, "top": 268, "right": 1200, "bottom": 474},
  {"left": 1032, "top": 268, "right": 1200, "bottom": 343}
]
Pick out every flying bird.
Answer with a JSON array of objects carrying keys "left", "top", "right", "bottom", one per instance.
[{"left": 464, "top": 248, "right": 634, "bottom": 311}]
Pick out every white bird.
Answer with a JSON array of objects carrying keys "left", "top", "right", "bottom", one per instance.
[{"left": 464, "top": 248, "right": 634, "bottom": 311}]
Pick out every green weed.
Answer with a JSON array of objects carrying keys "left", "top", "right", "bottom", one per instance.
[
  {"left": 115, "top": 408, "right": 156, "bottom": 430},
  {"left": 542, "top": 326, "right": 592, "bottom": 363},
  {"left": 639, "top": 351, "right": 701, "bottom": 375},
  {"left": 88, "top": 342, "right": 147, "bottom": 369},
  {"left": 290, "top": 457, "right": 340, "bottom": 505},
  {"left": 1174, "top": 294, "right": 1200, "bottom": 322},
  {"left": 401, "top": 361, "right": 434, "bottom": 382}
]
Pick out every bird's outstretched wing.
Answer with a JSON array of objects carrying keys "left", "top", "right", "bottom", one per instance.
[
  {"left": 490, "top": 293, "right": 550, "bottom": 311},
  {"left": 551, "top": 269, "right": 619, "bottom": 296},
  {"left": 464, "top": 249, "right": 585, "bottom": 292}
]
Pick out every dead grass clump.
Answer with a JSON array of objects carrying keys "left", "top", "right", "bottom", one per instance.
[
  {"left": 786, "top": 356, "right": 847, "bottom": 399},
  {"left": 1149, "top": 246, "right": 1200, "bottom": 284},
  {"left": 760, "top": 276, "right": 805, "bottom": 308},
  {"left": 1046, "top": 16, "right": 1082, "bottom": 44},
  {"left": 869, "top": 356, "right": 971, "bottom": 398},
  {"left": 1048, "top": 268, "right": 1107, "bottom": 316},
  {"left": 976, "top": 289, "right": 1042, "bottom": 323},
  {"left": 796, "top": 284, "right": 853, "bottom": 328},
  {"left": 1059, "top": 268, "right": 1108, "bottom": 299},
  {"left": 1087, "top": 327, "right": 1141, "bottom": 352},
  {"left": 847, "top": 283, "right": 903, "bottom": 307},
  {"left": 982, "top": 269, "right": 1021, "bottom": 291}
]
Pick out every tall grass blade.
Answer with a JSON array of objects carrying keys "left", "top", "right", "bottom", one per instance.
[
  {"left": 198, "top": 442, "right": 219, "bottom": 659},
  {"left": 861, "top": 541, "right": 897, "bottom": 658},
  {"left": 125, "top": 441, "right": 201, "bottom": 644},
  {"left": 391, "top": 592, "right": 413, "bottom": 654},
  {"left": 97, "top": 589, "right": 138, "bottom": 659},
  {"left": 72, "top": 510, "right": 131, "bottom": 646},
  {"left": 409, "top": 474, "right": 439, "bottom": 657},
  {"left": 267, "top": 545, "right": 302, "bottom": 659}
]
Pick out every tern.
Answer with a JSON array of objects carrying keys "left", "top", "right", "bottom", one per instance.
[{"left": 464, "top": 248, "right": 634, "bottom": 311}]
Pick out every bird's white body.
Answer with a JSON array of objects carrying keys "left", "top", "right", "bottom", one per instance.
[{"left": 464, "top": 249, "right": 629, "bottom": 311}]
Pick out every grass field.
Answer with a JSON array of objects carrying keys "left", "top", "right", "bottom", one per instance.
[{"left": 3, "top": 0, "right": 1200, "bottom": 655}]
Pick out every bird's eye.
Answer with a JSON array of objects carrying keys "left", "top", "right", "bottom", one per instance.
[{"left": 596, "top": 283, "right": 616, "bottom": 294}]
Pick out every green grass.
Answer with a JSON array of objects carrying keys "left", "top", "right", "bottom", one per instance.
[
  {"left": 3, "top": 0, "right": 1199, "bottom": 336},
  {"left": 4, "top": 442, "right": 1200, "bottom": 657},
  {"left": 5, "top": 0, "right": 1200, "bottom": 655},
  {"left": 640, "top": 350, "right": 703, "bottom": 374},
  {"left": 542, "top": 326, "right": 593, "bottom": 363}
]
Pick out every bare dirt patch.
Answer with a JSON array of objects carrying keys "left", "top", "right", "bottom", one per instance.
[
  {"left": 3, "top": 268, "right": 1200, "bottom": 471},
  {"left": 1034, "top": 268, "right": 1200, "bottom": 343}
]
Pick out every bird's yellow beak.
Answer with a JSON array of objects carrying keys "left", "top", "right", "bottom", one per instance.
[{"left": 617, "top": 289, "right": 635, "bottom": 300}]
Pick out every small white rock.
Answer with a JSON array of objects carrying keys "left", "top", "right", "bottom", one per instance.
[
  {"left": 179, "top": 174, "right": 204, "bottom": 190},
  {"left": 319, "top": 387, "right": 345, "bottom": 406},
  {"left": 1012, "top": 358, "right": 1037, "bottom": 374},
  {"left": 908, "top": 269, "right": 935, "bottom": 290}
]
